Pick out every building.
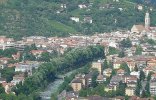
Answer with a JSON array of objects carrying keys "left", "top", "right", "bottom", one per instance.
[
  {"left": 96, "top": 74, "right": 106, "bottom": 84},
  {"left": 11, "top": 73, "right": 25, "bottom": 85},
  {"left": 145, "top": 11, "right": 150, "bottom": 29},
  {"left": 125, "top": 87, "right": 135, "bottom": 96},
  {"left": 14, "top": 41, "right": 27, "bottom": 51},
  {"left": 70, "top": 17, "right": 80, "bottom": 22},
  {"left": 71, "top": 79, "right": 83, "bottom": 92},
  {"left": 92, "top": 62, "right": 102, "bottom": 74},
  {"left": 150, "top": 80, "right": 156, "bottom": 95},
  {"left": 103, "top": 68, "right": 112, "bottom": 77},
  {"left": 58, "top": 90, "right": 79, "bottom": 100},
  {"left": 131, "top": 25, "right": 145, "bottom": 33},
  {"left": 117, "top": 69, "right": 125, "bottom": 76},
  {"left": 113, "top": 61, "right": 122, "bottom": 69}
]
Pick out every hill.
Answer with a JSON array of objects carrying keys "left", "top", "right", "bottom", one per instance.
[{"left": 0, "top": 0, "right": 156, "bottom": 39}]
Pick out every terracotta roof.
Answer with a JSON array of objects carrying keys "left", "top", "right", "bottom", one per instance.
[
  {"left": 88, "top": 95, "right": 103, "bottom": 100},
  {"left": 117, "top": 69, "right": 125, "bottom": 73},
  {"left": 132, "top": 25, "right": 145, "bottom": 32}
]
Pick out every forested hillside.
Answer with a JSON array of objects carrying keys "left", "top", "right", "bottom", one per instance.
[{"left": 0, "top": 0, "right": 156, "bottom": 39}]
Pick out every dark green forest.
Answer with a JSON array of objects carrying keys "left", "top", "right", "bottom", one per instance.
[{"left": 0, "top": 0, "right": 155, "bottom": 39}]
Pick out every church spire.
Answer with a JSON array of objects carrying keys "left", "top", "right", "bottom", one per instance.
[{"left": 145, "top": 11, "right": 150, "bottom": 29}]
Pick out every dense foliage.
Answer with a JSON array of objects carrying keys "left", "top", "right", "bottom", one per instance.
[
  {"left": 0, "top": 0, "right": 156, "bottom": 39},
  {"left": 13, "top": 45, "right": 104, "bottom": 96}
]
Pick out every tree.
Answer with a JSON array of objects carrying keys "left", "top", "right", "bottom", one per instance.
[
  {"left": 2, "top": 48, "right": 18, "bottom": 58},
  {"left": 134, "top": 65, "right": 138, "bottom": 72},
  {"left": 145, "top": 82, "right": 150, "bottom": 97},
  {"left": 118, "top": 50, "right": 125, "bottom": 58},
  {"left": 103, "top": 59, "right": 108, "bottom": 69},
  {"left": 141, "top": 90, "right": 146, "bottom": 98},
  {"left": 0, "top": 67, "right": 15, "bottom": 82},
  {"left": 139, "top": 70, "right": 145, "bottom": 81},
  {"left": 30, "top": 44, "right": 37, "bottom": 50},
  {"left": 91, "top": 70, "right": 99, "bottom": 88},
  {"left": 135, "top": 45, "right": 142, "bottom": 55},
  {"left": 120, "top": 38, "right": 132, "bottom": 48},
  {"left": 0, "top": 84, "right": 5, "bottom": 94},
  {"left": 116, "top": 81, "right": 126, "bottom": 96},
  {"left": 38, "top": 52, "right": 50, "bottom": 62},
  {"left": 135, "top": 79, "right": 142, "bottom": 96},
  {"left": 120, "top": 63, "right": 130, "bottom": 74},
  {"left": 79, "top": 88, "right": 88, "bottom": 97},
  {"left": 147, "top": 72, "right": 153, "bottom": 81},
  {"left": 65, "top": 85, "right": 73, "bottom": 92},
  {"left": 108, "top": 47, "right": 118, "bottom": 55}
]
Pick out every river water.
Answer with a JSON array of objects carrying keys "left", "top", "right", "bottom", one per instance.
[{"left": 40, "top": 70, "right": 76, "bottom": 100}]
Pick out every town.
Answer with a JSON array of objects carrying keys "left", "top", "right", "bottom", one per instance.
[{"left": 1, "top": 11, "right": 156, "bottom": 100}]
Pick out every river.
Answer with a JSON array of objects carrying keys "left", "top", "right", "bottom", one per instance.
[{"left": 40, "top": 70, "right": 76, "bottom": 100}]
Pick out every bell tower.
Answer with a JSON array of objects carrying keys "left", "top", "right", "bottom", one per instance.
[{"left": 145, "top": 11, "right": 150, "bottom": 29}]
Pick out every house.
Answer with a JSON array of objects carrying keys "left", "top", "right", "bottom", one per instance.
[
  {"left": 71, "top": 79, "right": 83, "bottom": 92},
  {"left": 126, "top": 61, "right": 136, "bottom": 71},
  {"left": 131, "top": 25, "right": 145, "bottom": 33},
  {"left": 150, "top": 80, "right": 156, "bottom": 96},
  {"left": 1, "top": 82, "right": 13, "bottom": 94},
  {"left": 92, "top": 62, "right": 102, "bottom": 74},
  {"left": 70, "top": 17, "right": 80, "bottom": 22},
  {"left": 137, "top": 5, "right": 143, "bottom": 11},
  {"left": 75, "top": 74, "right": 86, "bottom": 87},
  {"left": 129, "top": 96, "right": 139, "bottom": 100},
  {"left": 31, "top": 50, "right": 47, "bottom": 56},
  {"left": 147, "top": 59, "right": 156, "bottom": 67},
  {"left": 103, "top": 68, "right": 112, "bottom": 77},
  {"left": 110, "top": 75, "right": 123, "bottom": 85},
  {"left": 12, "top": 52, "right": 20, "bottom": 60},
  {"left": 15, "top": 63, "right": 32, "bottom": 73},
  {"left": 0, "top": 78, "right": 6, "bottom": 83},
  {"left": 143, "top": 67, "right": 153, "bottom": 76},
  {"left": 130, "top": 71, "right": 140, "bottom": 78},
  {"left": 114, "top": 96, "right": 125, "bottom": 100},
  {"left": 96, "top": 74, "right": 106, "bottom": 84},
  {"left": 125, "top": 87, "right": 135, "bottom": 96},
  {"left": 105, "top": 85, "right": 117, "bottom": 92},
  {"left": 117, "top": 69, "right": 125, "bottom": 76},
  {"left": 151, "top": 73, "right": 156, "bottom": 80},
  {"left": 83, "top": 17, "right": 93, "bottom": 24},
  {"left": 127, "top": 81, "right": 137, "bottom": 88},
  {"left": 11, "top": 73, "right": 25, "bottom": 85},
  {"left": 78, "top": 4, "right": 87, "bottom": 9},
  {"left": 58, "top": 90, "right": 79, "bottom": 100},
  {"left": 113, "top": 61, "right": 122, "bottom": 69},
  {"left": 124, "top": 75, "right": 137, "bottom": 83},
  {"left": 85, "top": 72, "right": 93, "bottom": 87},
  {"left": 88, "top": 95, "right": 103, "bottom": 100},
  {"left": 0, "top": 57, "right": 12, "bottom": 64}
]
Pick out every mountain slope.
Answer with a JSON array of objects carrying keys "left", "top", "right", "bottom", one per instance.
[{"left": 0, "top": 0, "right": 156, "bottom": 39}]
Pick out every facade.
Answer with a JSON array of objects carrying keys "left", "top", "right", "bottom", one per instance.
[
  {"left": 145, "top": 11, "right": 150, "bottom": 29},
  {"left": 92, "top": 62, "right": 102, "bottom": 74},
  {"left": 150, "top": 80, "right": 156, "bottom": 95},
  {"left": 131, "top": 25, "right": 145, "bottom": 33},
  {"left": 71, "top": 79, "right": 83, "bottom": 92},
  {"left": 125, "top": 87, "right": 135, "bottom": 96}
]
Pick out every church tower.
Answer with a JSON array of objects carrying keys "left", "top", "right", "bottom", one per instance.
[{"left": 145, "top": 11, "right": 150, "bottom": 29}]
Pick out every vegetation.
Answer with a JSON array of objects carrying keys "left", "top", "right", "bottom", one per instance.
[
  {"left": 120, "top": 63, "right": 130, "bottom": 74},
  {"left": 0, "top": 0, "right": 155, "bottom": 39},
  {"left": 0, "top": 48, "right": 18, "bottom": 58},
  {"left": 135, "top": 45, "right": 143, "bottom": 55},
  {"left": 108, "top": 47, "right": 119, "bottom": 55},
  {"left": 13, "top": 45, "right": 104, "bottom": 96},
  {"left": 0, "top": 67, "right": 15, "bottom": 82},
  {"left": 120, "top": 38, "right": 132, "bottom": 48}
]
